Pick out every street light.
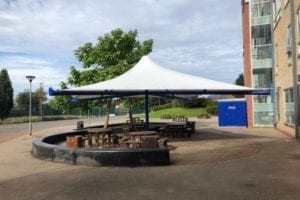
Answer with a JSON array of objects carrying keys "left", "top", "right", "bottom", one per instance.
[{"left": 26, "top": 75, "right": 35, "bottom": 136}]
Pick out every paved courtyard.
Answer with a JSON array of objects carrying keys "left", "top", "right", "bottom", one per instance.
[{"left": 0, "top": 117, "right": 300, "bottom": 200}]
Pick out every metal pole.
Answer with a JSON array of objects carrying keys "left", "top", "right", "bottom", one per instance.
[
  {"left": 26, "top": 75, "right": 35, "bottom": 136},
  {"left": 88, "top": 109, "right": 90, "bottom": 125},
  {"left": 29, "top": 80, "right": 32, "bottom": 136},
  {"left": 290, "top": 0, "right": 300, "bottom": 139},
  {"left": 39, "top": 82, "right": 44, "bottom": 120},
  {"left": 145, "top": 90, "right": 149, "bottom": 130}
]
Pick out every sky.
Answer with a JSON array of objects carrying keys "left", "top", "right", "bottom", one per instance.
[{"left": 0, "top": 0, "right": 243, "bottom": 97}]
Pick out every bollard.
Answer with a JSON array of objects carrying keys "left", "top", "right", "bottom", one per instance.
[{"left": 76, "top": 121, "right": 84, "bottom": 129}]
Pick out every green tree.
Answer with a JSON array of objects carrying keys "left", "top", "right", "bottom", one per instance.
[
  {"left": 181, "top": 97, "right": 215, "bottom": 108},
  {"left": 48, "top": 82, "right": 74, "bottom": 115},
  {"left": 58, "top": 28, "right": 153, "bottom": 127},
  {"left": 122, "top": 97, "right": 145, "bottom": 123},
  {"left": 0, "top": 69, "right": 14, "bottom": 120},
  {"left": 235, "top": 73, "right": 244, "bottom": 86},
  {"left": 15, "top": 90, "right": 39, "bottom": 114},
  {"left": 37, "top": 82, "right": 48, "bottom": 118},
  {"left": 234, "top": 73, "right": 244, "bottom": 98},
  {"left": 68, "top": 28, "right": 153, "bottom": 85}
]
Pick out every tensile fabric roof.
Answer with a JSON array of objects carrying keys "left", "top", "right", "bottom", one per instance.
[{"left": 49, "top": 55, "right": 270, "bottom": 97}]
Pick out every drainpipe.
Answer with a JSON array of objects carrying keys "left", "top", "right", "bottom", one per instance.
[
  {"left": 271, "top": 0, "right": 278, "bottom": 125},
  {"left": 290, "top": 0, "right": 300, "bottom": 139}
]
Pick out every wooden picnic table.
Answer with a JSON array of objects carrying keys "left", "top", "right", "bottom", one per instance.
[
  {"left": 119, "top": 131, "right": 158, "bottom": 148},
  {"left": 128, "top": 131, "right": 158, "bottom": 140},
  {"left": 130, "top": 122, "right": 145, "bottom": 131},
  {"left": 86, "top": 128, "right": 113, "bottom": 147},
  {"left": 165, "top": 122, "right": 187, "bottom": 138},
  {"left": 172, "top": 116, "right": 188, "bottom": 122},
  {"left": 168, "top": 122, "right": 187, "bottom": 126}
]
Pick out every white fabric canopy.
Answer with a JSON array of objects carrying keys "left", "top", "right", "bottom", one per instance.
[{"left": 49, "top": 55, "right": 269, "bottom": 97}]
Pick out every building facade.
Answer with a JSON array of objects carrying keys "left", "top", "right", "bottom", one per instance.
[
  {"left": 272, "top": 0, "right": 300, "bottom": 137},
  {"left": 242, "top": 0, "right": 300, "bottom": 138},
  {"left": 242, "top": 0, "right": 275, "bottom": 127}
]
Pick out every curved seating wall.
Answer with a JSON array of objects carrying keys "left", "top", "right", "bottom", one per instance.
[{"left": 32, "top": 130, "right": 170, "bottom": 166}]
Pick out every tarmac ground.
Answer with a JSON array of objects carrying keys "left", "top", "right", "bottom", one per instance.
[{"left": 0, "top": 116, "right": 300, "bottom": 200}]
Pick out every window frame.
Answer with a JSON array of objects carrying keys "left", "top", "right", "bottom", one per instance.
[
  {"left": 273, "top": 0, "right": 282, "bottom": 23},
  {"left": 284, "top": 88, "right": 295, "bottom": 125}
]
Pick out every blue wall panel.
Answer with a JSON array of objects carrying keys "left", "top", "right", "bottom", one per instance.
[{"left": 218, "top": 100, "right": 247, "bottom": 126}]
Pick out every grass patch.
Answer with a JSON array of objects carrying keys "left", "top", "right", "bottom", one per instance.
[
  {"left": 145, "top": 107, "right": 207, "bottom": 118},
  {"left": 0, "top": 116, "right": 80, "bottom": 125}
]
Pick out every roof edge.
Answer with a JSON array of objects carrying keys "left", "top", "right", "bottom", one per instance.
[{"left": 48, "top": 88, "right": 271, "bottom": 96}]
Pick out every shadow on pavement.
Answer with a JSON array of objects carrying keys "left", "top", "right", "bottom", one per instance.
[{"left": 169, "top": 128, "right": 270, "bottom": 143}]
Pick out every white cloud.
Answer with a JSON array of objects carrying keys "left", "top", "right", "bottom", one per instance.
[
  {"left": 0, "top": 54, "right": 69, "bottom": 95},
  {"left": 0, "top": 0, "right": 244, "bottom": 96},
  {"left": 0, "top": 0, "right": 115, "bottom": 55},
  {"left": 151, "top": 42, "right": 242, "bottom": 84}
]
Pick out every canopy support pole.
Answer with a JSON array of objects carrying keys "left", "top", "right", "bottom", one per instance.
[{"left": 145, "top": 90, "right": 149, "bottom": 130}]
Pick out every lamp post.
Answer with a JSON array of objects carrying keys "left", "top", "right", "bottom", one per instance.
[{"left": 26, "top": 75, "right": 35, "bottom": 136}]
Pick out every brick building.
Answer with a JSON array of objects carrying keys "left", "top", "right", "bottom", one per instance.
[
  {"left": 242, "top": 0, "right": 300, "bottom": 138},
  {"left": 242, "top": 0, "right": 274, "bottom": 127},
  {"left": 273, "top": 0, "right": 300, "bottom": 137}
]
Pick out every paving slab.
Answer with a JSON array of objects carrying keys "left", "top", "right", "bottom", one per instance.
[{"left": 0, "top": 117, "right": 300, "bottom": 200}]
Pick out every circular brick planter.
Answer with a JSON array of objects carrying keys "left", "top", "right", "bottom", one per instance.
[{"left": 32, "top": 130, "right": 170, "bottom": 166}]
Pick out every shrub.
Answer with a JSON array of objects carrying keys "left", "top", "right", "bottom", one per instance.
[
  {"left": 206, "top": 104, "right": 217, "bottom": 115},
  {"left": 160, "top": 114, "right": 172, "bottom": 119},
  {"left": 151, "top": 103, "right": 173, "bottom": 111},
  {"left": 182, "top": 97, "right": 215, "bottom": 108}
]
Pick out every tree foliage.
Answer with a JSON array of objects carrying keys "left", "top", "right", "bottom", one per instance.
[
  {"left": 50, "top": 28, "right": 153, "bottom": 125},
  {"left": 68, "top": 28, "right": 153, "bottom": 85},
  {"left": 36, "top": 83, "right": 48, "bottom": 117},
  {"left": 48, "top": 82, "right": 74, "bottom": 114},
  {"left": 16, "top": 90, "right": 39, "bottom": 113},
  {"left": 181, "top": 97, "right": 215, "bottom": 108},
  {"left": 235, "top": 73, "right": 244, "bottom": 86},
  {"left": 234, "top": 73, "right": 244, "bottom": 98},
  {"left": 0, "top": 69, "right": 14, "bottom": 120},
  {"left": 15, "top": 85, "right": 48, "bottom": 116}
]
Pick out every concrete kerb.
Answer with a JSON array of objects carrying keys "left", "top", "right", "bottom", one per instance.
[
  {"left": 32, "top": 129, "right": 170, "bottom": 166},
  {"left": 31, "top": 118, "right": 274, "bottom": 167}
]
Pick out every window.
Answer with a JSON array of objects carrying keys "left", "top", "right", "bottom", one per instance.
[
  {"left": 252, "top": 45, "right": 272, "bottom": 59},
  {"left": 251, "top": 24, "right": 272, "bottom": 46},
  {"left": 253, "top": 68, "right": 273, "bottom": 103},
  {"left": 287, "top": 25, "right": 292, "bottom": 62},
  {"left": 284, "top": 88, "right": 294, "bottom": 125},
  {"left": 254, "top": 96, "right": 268, "bottom": 103},
  {"left": 254, "top": 111, "right": 275, "bottom": 125},
  {"left": 273, "top": 0, "right": 281, "bottom": 22},
  {"left": 253, "top": 69, "right": 273, "bottom": 88},
  {"left": 251, "top": 24, "right": 272, "bottom": 60},
  {"left": 251, "top": 1, "right": 271, "bottom": 17},
  {"left": 285, "top": 88, "right": 294, "bottom": 103}
]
